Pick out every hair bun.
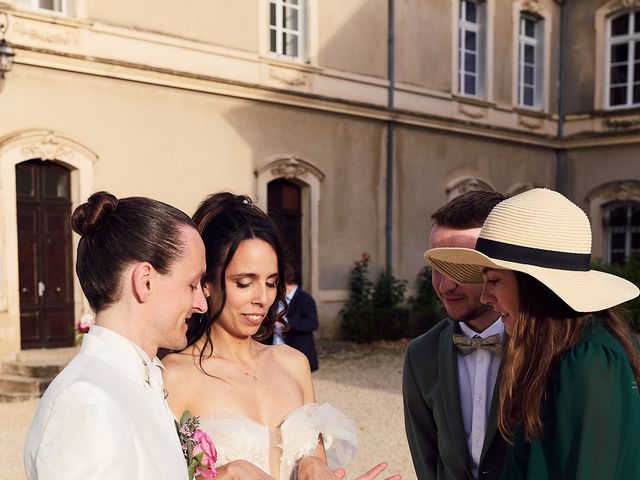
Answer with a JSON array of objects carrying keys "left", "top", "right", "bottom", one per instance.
[{"left": 71, "top": 191, "right": 119, "bottom": 236}]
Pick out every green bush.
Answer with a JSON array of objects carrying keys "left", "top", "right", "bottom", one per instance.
[
  {"left": 372, "top": 271, "right": 407, "bottom": 309},
  {"left": 406, "top": 266, "right": 445, "bottom": 337},
  {"left": 592, "top": 255, "right": 640, "bottom": 332},
  {"left": 341, "top": 253, "right": 409, "bottom": 343}
]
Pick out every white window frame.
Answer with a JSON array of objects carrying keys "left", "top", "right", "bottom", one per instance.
[
  {"left": 268, "top": 0, "right": 306, "bottom": 62},
  {"left": 603, "top": 202, "right": 640, "bottom": 264},
  {"left": 14, "top": 0, "right": 70, "bottom": 14},
  {"left": 605, "top": 10, "right": 640, "bottom": 110},
  {"left": 458, "top": 0, "right": 486, "bottom": 98},
  {"left": 518, "top": 14, "right": 544, "bottom": 109}
]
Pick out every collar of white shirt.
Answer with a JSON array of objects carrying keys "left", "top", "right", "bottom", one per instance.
[
  {"left": 458, "top": 316, "right": 505, "bottom": 340},
  {"left": 83, "top": 325, "right": 166, "bottom": 392},
  {"left": 286, "top": 284, "right": 298, "bottom": 303}
]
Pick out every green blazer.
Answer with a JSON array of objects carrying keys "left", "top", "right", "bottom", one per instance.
[
  {"left": 403, "top": 319, "right": 507, "bottom": 480},
  {"left": 500, "top": 320, "right": 640, "bottom": 479}
]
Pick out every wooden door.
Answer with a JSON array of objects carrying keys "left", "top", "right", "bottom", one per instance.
[
  {"left": 16, "top": 160, "right": 74, "bottom": 349},
  {"left": 268, "top": 179, "right": 302, "bottom": 285}
]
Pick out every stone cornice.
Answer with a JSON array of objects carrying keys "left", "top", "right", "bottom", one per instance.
[
  {"left": 5, "top": 10, "right": 640, "bottom": 151},
  {"left": 605, "top": 0, "right": 640, "bottom": 14}
]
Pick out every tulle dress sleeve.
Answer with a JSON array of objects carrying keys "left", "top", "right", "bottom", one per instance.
[{"left": 280, "top": 402, "right": 359, "bottom": 473}]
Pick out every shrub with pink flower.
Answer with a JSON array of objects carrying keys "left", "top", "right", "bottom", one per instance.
[{"left": 175, "top": 410, "right": 218, "bottom": 479}]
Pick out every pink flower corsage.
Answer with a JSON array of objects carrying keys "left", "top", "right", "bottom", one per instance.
[{"left": 175, "top": 410, "right": 218, "bottom": 479}]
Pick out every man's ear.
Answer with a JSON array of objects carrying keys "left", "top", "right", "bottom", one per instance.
[{"left": 132, "top": 262, "right": 154, "bottom": 303}]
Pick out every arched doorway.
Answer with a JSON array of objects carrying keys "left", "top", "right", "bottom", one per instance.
[
  {"left": 268, "top": 178, "right": 302, "bottom": 285},
  {"left": 16, "top": 160, "right": 75, "bottom": 348},
  {"left": 256, "top": 156, "right": 324, "bottom": 297}
]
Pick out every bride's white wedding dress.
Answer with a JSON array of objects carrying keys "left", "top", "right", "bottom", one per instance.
[{"left": 200, "top": 402, "right": 358, "bottom": 480}]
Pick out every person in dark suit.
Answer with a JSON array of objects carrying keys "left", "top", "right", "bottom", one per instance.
[
  {"left": 403, "top": 190, "right": 507, "bottom": 480},
  {"left": 271, "top": 264, "right": 320, "bottom": 371}
]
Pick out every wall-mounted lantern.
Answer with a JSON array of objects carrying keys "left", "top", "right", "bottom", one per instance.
[{"left": 0, "top": 12, "right": 15, "bottom": 92}]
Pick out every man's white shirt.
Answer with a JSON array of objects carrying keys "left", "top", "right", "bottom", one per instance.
[
  {"left": 273, "top": 285, "right": 298, "bottom": 345},
  {"left": 457, "top": 317, "right": 504, "bottom": 479},
  {"left": 24, "top": 325, "right": 187, "bottom": 480}
]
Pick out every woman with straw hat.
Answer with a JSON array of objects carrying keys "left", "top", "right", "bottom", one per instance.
[{"left": 425, "top": 188, "right": 640, "bottom": 479}]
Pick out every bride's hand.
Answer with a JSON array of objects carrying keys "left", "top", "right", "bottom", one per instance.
[
  {"left": 298, "top": 456, "right": 339, "bottom": 480},
  {"left": 352, "top": 462, "right": 401, "bottom": 480},
  {"left": 298, "top": 457, "right": 400, "bottom": 480},
  {"left": 215, "top": 459, "right": 276, "bottom": 480}
]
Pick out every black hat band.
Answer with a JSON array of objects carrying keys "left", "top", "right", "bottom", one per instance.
[{"left": 475, "top": 237, "right": 591, "bottom": 271}]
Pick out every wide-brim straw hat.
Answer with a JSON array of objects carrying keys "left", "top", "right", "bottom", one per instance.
[{"left": 425, "top": 188, "right": 639, "bottom": 312}]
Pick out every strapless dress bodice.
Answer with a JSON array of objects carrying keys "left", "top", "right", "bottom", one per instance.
[{"left": 199, "top": 403, "right": 358, "bottom": 480}]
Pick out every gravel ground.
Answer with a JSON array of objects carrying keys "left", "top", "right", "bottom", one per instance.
[
  {"left": 0, "top": 398, "right": 40, "bottom": 480},
  {"left": 0, "top": 340, "right": 416, "bottom": 480}
]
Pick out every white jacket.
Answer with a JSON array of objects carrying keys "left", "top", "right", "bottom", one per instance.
[{"left": 24, "top": 326, "right": 188, "bottom": 480}]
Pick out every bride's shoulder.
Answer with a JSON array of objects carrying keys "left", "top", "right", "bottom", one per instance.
[
  {"left": 162, "top": 348, "right": 195, "bottom": 369},
  {"left": 260, "top": 344, "right": 314, "bottom": 401},
  {"left": 267, "top": 343, "right": 308, "bottom": 362},
  {"left": 263, "top": 343, "right": 311, "bottom": 373},
  {"left": 162, "top": 348, "right": 203, "bottom": 384}
]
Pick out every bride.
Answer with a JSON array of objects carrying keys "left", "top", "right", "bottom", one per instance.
[{"left": 164, "top": 193, "right": 397, "bottom": 480}]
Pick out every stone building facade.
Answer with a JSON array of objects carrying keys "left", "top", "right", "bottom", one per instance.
[{"left": 0, "top": 0, "right": 638, "bottom": 360}]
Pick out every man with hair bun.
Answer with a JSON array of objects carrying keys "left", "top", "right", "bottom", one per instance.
[
  {"left": 403, "top": 190, "right": 507, "bottom": 480},
  {"left": 24, "top": 192, "right": 274, "bottom": 480}
]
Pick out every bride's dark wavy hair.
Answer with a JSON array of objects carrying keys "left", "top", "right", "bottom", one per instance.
[{"left": 184, "top": 192, "right": 287, "bottom": 364}]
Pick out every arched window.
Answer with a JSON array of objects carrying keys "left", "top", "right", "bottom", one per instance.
[
  {"left": 603, "top": 201, "right": 640, "bottom": 264},
  {"left": 606, "top": 10, "right": 640, "bottom": 109}
]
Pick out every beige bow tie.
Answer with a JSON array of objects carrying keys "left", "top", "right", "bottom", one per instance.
[{"left": 452, "top": 333, "right": 503, "bottom": 356}]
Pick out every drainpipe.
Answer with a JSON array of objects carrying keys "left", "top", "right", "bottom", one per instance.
[
  {"left": 554, "top": 0, "right": 567, "bottom": 193},
  {"left": 385, "top": 0, "right": 395, "bottom": 273}
]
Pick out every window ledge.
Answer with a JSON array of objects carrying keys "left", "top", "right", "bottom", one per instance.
[
  {"left": 9, "top": 6, "right": 84, "bottom": 26},
  {"left": 12, "top": 5, "right": 74, "bottom": 20},
  {"left": 261, "top": 55, "right": 322, "bottom": 74},
  {"left": 595, "top": 106, "right": 640, "bottom": 117},
  {"left": 513, "top": 106, "right": 549, "bottom": 118},
  {"left": 452, "top": 94, "right": 496, "bottom": 109}
]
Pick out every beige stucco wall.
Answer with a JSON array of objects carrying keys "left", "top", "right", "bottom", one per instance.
[
  {"left": 493, "top": 0, "right": 514, "bottom": 106},
  {"left": 546, "top": 1, "right": 561, "bottom": 116},
  {"left": 215, "top": 100, "right": 387, "bottom": 289},
  {"left": 0, "top": 312, "right": 19, "bottom": 363},
  {"left": 0, "top": 58, "right": 391, "bottom": 343},
  {"left": 395, "top": 0, "right": 451, "bottom": 91},
  {"left": 318, "top": 0, "right": 387, "bottom": 78},
  {"left": 83, "top": 0, "right": 259, "bottom": 53},
  {"left": 394, "top": 126, "right": 555, "bottom": 286},
  {"left": 1, "top": 63, "right": 254, "bottom": 211},
  {"left": 567, "top": 146, "right": 640, "bottom": 207},
  {"left": 0, "top": 63, "right": 255, "bottom": 360},
  {"left": 564, "top": 0, "right": 597, "bottom": 115}
]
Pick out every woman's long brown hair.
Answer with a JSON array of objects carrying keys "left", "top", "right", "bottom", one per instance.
[{"left": 498, "top": 272, "right": 640, "bottom": 442}]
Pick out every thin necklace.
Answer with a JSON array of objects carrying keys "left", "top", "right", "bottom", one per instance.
[{"left": 212, "top": 341, "right": 260, "bottom": 381}]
